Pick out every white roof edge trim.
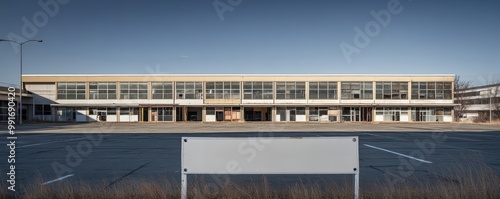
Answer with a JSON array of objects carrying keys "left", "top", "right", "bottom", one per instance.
[{"left": 22, "top": 74, "right": 456, "bottom": 77}]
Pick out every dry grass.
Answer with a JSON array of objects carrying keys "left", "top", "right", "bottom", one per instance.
[{"left": 2, "top": 160, "right": 499, "bottom": 199}]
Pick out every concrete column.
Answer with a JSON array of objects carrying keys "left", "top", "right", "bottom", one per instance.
[
  {"left": 372, "top": 81, "right": 376, "bottom": 101},
  {"left": 408, "top": 81, "right": 412, "bottom": 100},
  {"left": 272, "top": 106, "right": 276, "bottom": 122},
  {"left": 148, "top": 82, "right": 152, "bottom": 100},
  {"left": 148, "top": 107, "right": 152, "bottom": 122},
  {"left": 86, "top": 82, "right": 90, "bottom": 100},
  {"left": 408, "top": 107, "right": 412, "bottom": 122},
  {"left": 240, "top": 106, "right": 245, "bottom": 122},
  {"left": 305, "top": 81, "right": 309, "bottom": 102},
  {"left": 116, "top": 82, "right": 120, "bottom": 100},
  {"left": 116, "top": 108, "right": 120, "bottom": 122},
  {"left": 305, "top": 106, "right": 310, "bottom": 122},
  {"left": 451, "top": 108, "right": 455, "bottom": 122},
  {"left": 202, "top": 106, "right": 206, "bottom": 122},
  {"left": 183, "top": 107, "right": 187, "bottom": 121},
  {"left": 173, "top": 107, "right": 177, "bottom": 122},
  {"left": 338, "top": 81, "right": 342, "bottom": 101},
  {"left": 372, "top": 107, "right": 376, "bottom": 122}
]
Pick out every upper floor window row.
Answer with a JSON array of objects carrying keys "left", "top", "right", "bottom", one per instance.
[
  {"left": 206, "top": 82, "right": 241, "bottom": 99},
  {"left": 341, "top": 82, "right": 373, "bottom": 99},
  {"left": 57, "top": 81, "right": 454, "bottom": 100},
  {"left": 152, "top": 82, "right": 173, "bottom": 99},
  {"left": 89, "top": 82, "right": 116, "bottom": 99},
  {"left": 376, "top": 82, "right": 408, "bottom": 100},
  {"left": 243, "top": 82, "right": 273, "bottom": 100},
  {"left": 57, "top": 82, "right": 86, "bottom": 100},
  {"left": 309, "top": 82, "right": 338, "bottom": 100},
  {"left": 276, "top": 82, "right": 306, "bottom": 99},
  {"left": 120, "top": 82, "right": 148, "bottom": 100},
  {"left": 411, "top": 82, "right": 452, "bottom": 100},
  {"left": 176, "top": 82, "right": 203, "bottom": 99}
]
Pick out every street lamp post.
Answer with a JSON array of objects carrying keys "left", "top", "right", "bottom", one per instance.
[{"left": 0, "top": 39, "right": 43, "bottom": 125}]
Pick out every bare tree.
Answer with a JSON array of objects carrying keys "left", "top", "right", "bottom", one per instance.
[
  {"left": 454, "top": 75, "right": 471, "bottom": 121},
  {"left": 487, "top": 81, "right": 500, "bottom": 120}
]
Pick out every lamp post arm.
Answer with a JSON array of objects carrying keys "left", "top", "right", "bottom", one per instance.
[{"left": 0, "top": 39, "right": 43, "bottom": 124}]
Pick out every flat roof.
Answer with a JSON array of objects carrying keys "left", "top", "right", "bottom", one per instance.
[
  {"left": 458, "top": 83, "right": 500, "bottom": 91},
  {"left": 23, "top": 74, "right": 455, "bottom": 77}
]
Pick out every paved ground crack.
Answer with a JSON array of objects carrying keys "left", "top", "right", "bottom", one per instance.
[{"left": 106, "top": 162, "right": 151, "bottom": 188}]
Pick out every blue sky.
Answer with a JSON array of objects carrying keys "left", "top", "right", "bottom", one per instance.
[{"left": 1, "top": 0, "right": 499, "bottom": 86}]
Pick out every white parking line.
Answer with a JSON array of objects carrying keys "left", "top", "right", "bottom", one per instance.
[
  {"left": 364, "top": 144, "right": 433, "bottom": 164},
  {"left": 43, "top": 174, "right": 74, "bottom": 185},
  {"left": 18, "top": 137, "right": 89, "bottom": 148}
]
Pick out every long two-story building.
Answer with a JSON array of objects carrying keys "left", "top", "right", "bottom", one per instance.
[{"left": 21, "top": 74, "right": 456, "bottom": 123}]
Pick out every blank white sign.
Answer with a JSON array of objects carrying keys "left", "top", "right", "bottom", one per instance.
[{"left": 181, "top": 137, "right": 359, "bottom": 175}]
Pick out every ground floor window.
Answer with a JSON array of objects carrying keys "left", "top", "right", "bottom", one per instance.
[
  {"left": 412, "top": 107, "right": 452, "bottom": 122},
  {"left": 342, "top": 107, "right": 372, "bottom": 122},
  {"left": 375, "top": 107, "right": 409, "bottom": 122},
  {"left": 57, "top": 107, "right": 75, "bottom": 122},
  {"left": 206, "top": 107, "right": 241, "bottom": 122},
  {"left": 151, "top": 107, "right": 173, "bottom": 122},
  {"left": 176, "top": 107, "right": 203, "bottom": 121},
  {"left": 57, "top": 107, "right": 86, "bottom": 122},
  {"left": 119, "top": 107, "right": 140, "bottom": 122},
  {"left": 35, "top": 104, "right": 51, "bottom": 116},
  {"left": 276, "top": 107, "right": 306, "bottom": 122},
  {"left": 244, "top": 107, "right": 272, "bottom": 121},
  {"left": 309, "top": 107, "right": 339, "bottom": 122},
  {"left": 89, "top": 107, "right": 118, "bottom": 122}
]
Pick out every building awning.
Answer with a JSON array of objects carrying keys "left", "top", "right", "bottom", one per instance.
[
  {"left": 51, "top": 103, "right": 141, "bottom": 107},
  {"left": 50, "top": 103, "right": 458, "bottom": 107},
  {"left": 138, "top": 104, "right": 178, "bottom": 107}
]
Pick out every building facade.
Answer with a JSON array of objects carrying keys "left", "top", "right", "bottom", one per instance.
[
  {"left": 21, "top": 74, "right": 456, "bottom": 123},
  {"left": 455, "top": 83, "right": 500, "bottom": 122}
]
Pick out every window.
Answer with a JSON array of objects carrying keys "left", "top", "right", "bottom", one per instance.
[
  {"left": 276, "top": 82, "right": 306, "bottom": 99},
  {"left": 107, "top": 108, "right": 117, "bottom": 115},
  {"left": 309, "top": 82, "right": 338, "bottom": 99},
  {"left": 206, "top": 107, "right": 216, "bottom": 115},
  {"left": 412, "top": 107, "right": 453, "bottom": 122},
  {"left": 243, "top": 82, "right": 273, "bottom": 99},
  {"left": 341, "top": 82, "right": 373, "bottom": 99},
  {"left": 35, "top": 104, "right": 51, "bottom": 115},
  {"left": 57, "top": 82, "right": 86, "bottom": 99},
  {"left": 119, "top": 107, "right": 139, "bottom": 115},
  {"left": 375, "top": 107, "right": 408, "bottom": 121},
  {"left": 206, "top": 82, "right": 240, "bottom": 99},
  {"left": 152, "top": 107, "right": 173, "bottom": 121},
  {"left": 411, "top": 82, "right": 452, "bottom": 99},
  {"left": 309, "top": 107, "right": 338, "bottom": 122},
  {"left": 176, "top": 82, "right": 203, "bottom": 99},
  {"left": 120, "top": 82, "right": 148, "bottom": 99},
  {"left": 376, "top": 82, "right": 408, "bottom": 99},
  {"left": 151, "top": 82, "right": 173, "bottom": 99},
  {"left": 89, "top": 82, "right": 117, "bottom": 99}
]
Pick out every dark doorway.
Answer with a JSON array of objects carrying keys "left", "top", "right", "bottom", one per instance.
[
  {"left": 216, "top": 111, "right": 224, "bottom": 121},
  {"left": 176, "top": 107, "right": 183, "bottom": 121}
]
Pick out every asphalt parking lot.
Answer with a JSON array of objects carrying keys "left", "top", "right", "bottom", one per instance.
[{"left": 1, "top": 123, "right": 500, "bottom": 191}]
